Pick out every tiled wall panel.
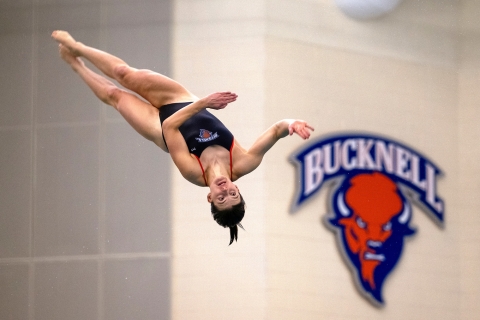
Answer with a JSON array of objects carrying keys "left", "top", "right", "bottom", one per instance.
[{"left": 0, "top": 0, "right": 172, "bottom": 319}]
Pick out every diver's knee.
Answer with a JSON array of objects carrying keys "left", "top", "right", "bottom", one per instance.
[
  {"left": 112, "top": 64, "right": 133, "bottom": 81},
  {"left": 105, "top": 86, "right": 124, "bottom": 107}
]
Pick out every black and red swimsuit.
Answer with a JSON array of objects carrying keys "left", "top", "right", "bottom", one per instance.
[{"left": 160, "top": 102, "right": 234, "bottom": 185}]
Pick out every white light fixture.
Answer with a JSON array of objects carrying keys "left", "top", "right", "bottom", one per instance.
[{"left": 335, "top": 0, "right": 403, "bottom": 20}]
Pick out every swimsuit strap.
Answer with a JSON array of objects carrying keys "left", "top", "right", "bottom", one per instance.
[
  {"left": 194, "top": 155, "right": 208, "bottom": 186},
  {"left": 229, "top": 139, "right": 234, "bottom": 180}
]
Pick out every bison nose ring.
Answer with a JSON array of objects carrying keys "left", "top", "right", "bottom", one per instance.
[{"left": 367, "top": 240, "right": 382, "bottom": 248}]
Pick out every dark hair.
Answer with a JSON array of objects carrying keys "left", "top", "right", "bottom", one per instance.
[{"left": 211, "top": 193, "right": 246, "bottom": 245}]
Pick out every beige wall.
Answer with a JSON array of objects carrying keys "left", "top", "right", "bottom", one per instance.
[
  {"left": 459, "top": 1, "right": 480, "bottom": 318},
  {"left": 172, "top": 1, "right": 268, "bottom": 319},
  {"left": 172, "top": 0, "right": 479, "bottom": 319}
]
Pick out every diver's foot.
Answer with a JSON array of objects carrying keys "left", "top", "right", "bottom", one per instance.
[
  {"left": 58, "top": 44, "right": 84, "bottom": 71},
  {"left": 51, "top": 30, "right": 81, "bottom": 56}
]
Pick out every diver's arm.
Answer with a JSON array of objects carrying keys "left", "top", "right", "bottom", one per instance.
[
  {"left": 248, "top": 119, "right": 313, "bottom": 155},
  {"left": 163, "top": 92, "right": 237, "bottom": 130},
  {"left": 234, "top": 119, "right": 314, "bottom": 176},
  {"left": 161, "top": 121, "right": 202, "bottom": 182}
]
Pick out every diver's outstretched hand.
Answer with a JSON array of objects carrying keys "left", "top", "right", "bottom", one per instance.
[
  {"left": 203, "top": 92, "right": 238, "bottom": 110},
  {"left": 288, "top": 120, "right": 315, "bottom": 140}
]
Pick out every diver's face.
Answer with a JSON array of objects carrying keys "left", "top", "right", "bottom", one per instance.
[{"left": 207, "top": 177, "right": 241, "bottom": 210}]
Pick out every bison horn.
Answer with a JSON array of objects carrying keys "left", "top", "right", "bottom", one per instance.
[
  {"left": 398, "top": 202, "right": 411, "bottom": 224},
  {"left": 337, "top": 192, "right": 351, "bottom": 217}
]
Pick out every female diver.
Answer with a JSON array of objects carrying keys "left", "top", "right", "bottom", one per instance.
[{"left": 51, "top": 31, "right": 314, "bottom": 245}]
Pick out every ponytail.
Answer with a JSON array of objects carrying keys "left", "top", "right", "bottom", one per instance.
[{"left": 228, "top": 223, "right": 245, "bottom": 245}]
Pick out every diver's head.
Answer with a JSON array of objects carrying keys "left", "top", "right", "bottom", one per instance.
[{"left": 207, "top": 177, "right": 245, "bottom": 245}]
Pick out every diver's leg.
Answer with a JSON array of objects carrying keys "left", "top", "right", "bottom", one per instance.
[
  {"left": 52, "top": 30, "right": 196, "bottom": 108},
  {"left": 59, "top": 44, "right": 167, "bottom": 151}
]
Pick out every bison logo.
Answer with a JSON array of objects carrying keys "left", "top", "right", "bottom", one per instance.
[
  {"left": 328, "top": 171, "right": 415, "bottom": 305},
  {"left": 290, "top": 133, "right": 444, "bottom": 307}
]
